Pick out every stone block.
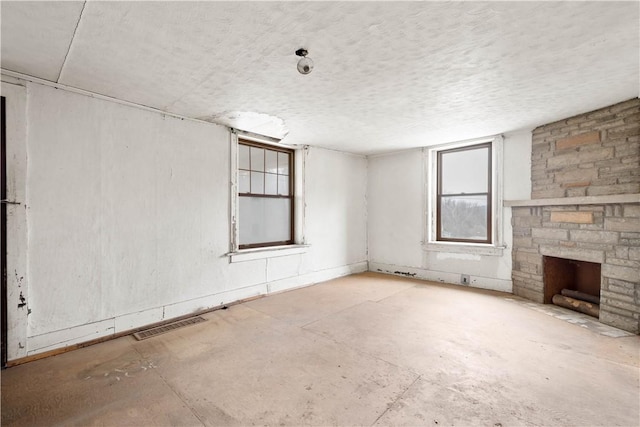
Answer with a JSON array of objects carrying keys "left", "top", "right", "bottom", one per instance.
[
  {"left": 608, "top": 126, "right": 640, "bottom": 140},
  {"left": 615, "top": 247, "right": 629, "bottom": 259},
  {"left": 601, "top": 290, "right": 636, "bottom": 305},
  {"left": 531, "top": 228, "right": 568, "bottom": 240},
  {"left": 511, "top": 270, "right": 533, "bottom": 280},
  {"left": 623, "top": 112, "right": 640, "bottom": 124},
  {"left": 532, "top": 188, "right": 566, "bottom": 199},
  {"left": 615, "top": 143, "right": 639, "bottom": 157},
  {"left": 554, "top": 168, "right": 597, "bottom": 184},
  {"left": 539, "top": 245, "right": 604, "bottom": 263},
  {"left": 604, "top": 258, "right": 640, "bottom": 269},
  {"left": 588, "top": 183, "right": 640, "bottom": 196},
  {"left": 547, "top": 147, "right": 614, "bottom": 169},
  {"left": 566, "top": 188, "right": 586, "bottom": 197},
  {"left": 599, "top": 310, "right": 639, "bottom": 334},
  {"left": 550, "top": 211, "right": 594, "bottom": 224},
  {"left": 605, "top": 284, "right": 636, "bottom": 297},
  {"left": 561, "top": 181, "right": 591, "bottom": 188},
  {"left": 556, "top": 131, "right": 600, "bottom": 150},
  {"left": 511, "top": 208, "right": 536, "bottom": 217},
  {"left": 605, "top": 217, "right": 640, "bottom": 232},
  {"left": 620, "top": 232, "right": 640, "bottom": 239},
  {"left": 629, "top": 247, "right": 640, "bottom": 261},
  {"left": 602, "top": 295, "right": 640, "bottom": 314},
  {"left": 513, "top": 237, "right": 533, "bottom": 248},
  {"left": 593, "top": 118, "right": 626, "bottom": 130},
  {"left": 586, "top": 108, "right": 615, "bottom": 120},
  {"left": 514, "top": 216, "right": 543, "bottom": 228},
  {"left": 610, "top": 98, "right": 640, "bottom": 114},
  {"left": 513, "top": 286, "right": 543, "bottom": 304},
  {"left": 602, "top": 264, "right": 639, "bottom": 282},
  {"left": 623, "top": 205, "right": 640, "bottom": 218},
  {"left": 618, "top": 176, "right": 640, "bottom": 185},
  {"left": 570, "top": 230, "right": 618, "bottom": 244},
  {"left": 515, "top": 251, "right": 542, "bottom": 265},
  {"left": 601, "top": 304, "right": 636, "bottom": 319}
]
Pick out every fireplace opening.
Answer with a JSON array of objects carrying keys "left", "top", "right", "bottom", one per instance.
[{"left": 543, "top": 256, "right": 601, "bottom": 318}]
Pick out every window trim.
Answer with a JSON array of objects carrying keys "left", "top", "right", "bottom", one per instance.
[
  {"left": 229, "top": 130, "right": 306, "bottom": 256},
  {"left": 436, "top": 142, "right": 492, "bottom": 244},
  {"left": 237, "top": 138, "right": 295, "bottom": 250},
  {"left": 424, "top": 135, "right": 504, "bottom": 254}
]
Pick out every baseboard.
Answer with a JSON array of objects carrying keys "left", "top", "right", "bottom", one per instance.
[
  {"left": 12, "top": 261, "right": 369, "bottom": 364},
  {"left": 369, "top": 262, "right": 512, "bottom": 293},
  {"left": 268, "top": 261, "right": 368, "bottom": 293}
]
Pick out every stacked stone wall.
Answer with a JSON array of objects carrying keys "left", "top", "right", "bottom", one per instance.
[{"left": 531, "top": 98, "right": 639, "bottom": 199}]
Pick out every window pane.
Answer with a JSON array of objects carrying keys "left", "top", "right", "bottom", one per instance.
[
  {"left": 265, "top": 173, "right": 277, "bottom": 195},
  {"left": 239, "top": 197, "right": 291, "bottom": 245},
  {"left": 278, "top": 152, "right": 289, "bottom": 175},
  {"left": 251, "top": 171, "right": 264, "bottom": 194},
  {"left": 440, "top": 195, "right": 488, "bottom": 241},
  {"left": 265, "top": 150, "right": 278, "bottom": 173},
  {"left": 239, "top": 144, "right": 250, "bottom": 170},
  {"left": 251, "top": 147, "right": 265, "bottom": 172},
  {"left": 441, "top": 147, "right": 489, "bottom": 194},
  {"left": 239, "top": 170, "right": 250, "bottom": 193},
  {"left": 278, "top": 175, "right": 289, "bottom": 196}
]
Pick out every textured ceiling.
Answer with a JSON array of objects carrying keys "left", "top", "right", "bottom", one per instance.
[{"left": 1, "top": 1, "right": 638, "bottom": 154}]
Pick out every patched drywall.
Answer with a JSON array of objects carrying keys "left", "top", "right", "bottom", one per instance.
[
  {"left": 367, "top": 134, "right": 531, "bottom": 292},
  {"left": 6, "top": 80, "right": 368, "bottom": 358}
]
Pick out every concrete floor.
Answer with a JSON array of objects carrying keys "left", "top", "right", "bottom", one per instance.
[{"left": 2, "top": 272, "right": 639, "bottom": 426}]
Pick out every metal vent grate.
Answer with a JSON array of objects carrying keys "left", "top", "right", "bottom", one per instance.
[{"left": 133, "top": 316, "right": 207, "bottom": 341}]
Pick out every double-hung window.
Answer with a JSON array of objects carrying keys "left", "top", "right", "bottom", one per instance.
[
  {"left": 436, "top": 142, "right": 492, "bottom": 244},
  {"left": 238, "top": 139, "right": 294, "bottom": 249}
]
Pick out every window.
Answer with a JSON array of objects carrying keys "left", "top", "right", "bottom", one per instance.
[
  {"left": 436, "top": 142, "right": 492, "bottom": 244},
  {"left": 237, "top": 139, "right": 294, "bottom": 249}
]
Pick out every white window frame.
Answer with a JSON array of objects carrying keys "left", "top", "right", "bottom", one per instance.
[
  {"left": 228, "top": 130, "right": 308, "bottom": 262},
  {"left": 423, "top": 135, "right": 505, "bottom": 256}
]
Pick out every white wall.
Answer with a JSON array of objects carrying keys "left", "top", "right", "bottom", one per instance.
[
  {"left": 3, "top": 79, "right": 368, "bottom": 359},
  {"left": 3, "top": 74, "right": 531, "bottom": 361},
  {"left": 368, "top": 132, "right": 532, "bottom": 292}
]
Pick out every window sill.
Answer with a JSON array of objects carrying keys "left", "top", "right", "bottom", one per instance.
[
  {"left": 422, "top": 242, "right": 505, "bottom": 257},
  {"left": 227, "top": 244, "right": 310, "bottom": 263}
]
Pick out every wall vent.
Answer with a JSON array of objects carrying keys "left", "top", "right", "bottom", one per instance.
[{"left": 133, "top": 316, "right": 207, "bottom": 341}]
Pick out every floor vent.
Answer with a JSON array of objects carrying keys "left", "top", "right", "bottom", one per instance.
[{"left": 133, "top": 316, "right": 207, "bottom": 341}]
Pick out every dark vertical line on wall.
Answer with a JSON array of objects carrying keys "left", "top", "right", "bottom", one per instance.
[
  {"left": 1, "top": 96, "right": 7, "bottom": 368},
  {"left": 56, "top": 1, "right": 87, "bottom": 83}
]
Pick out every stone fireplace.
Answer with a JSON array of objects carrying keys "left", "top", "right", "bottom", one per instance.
[{"left": 507, "top": 98, "right": 640, "bottom": 333}]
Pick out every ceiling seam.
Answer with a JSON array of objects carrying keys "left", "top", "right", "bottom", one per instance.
[{"left": 56, "top": 0, "right": 87, "bottom": 83}]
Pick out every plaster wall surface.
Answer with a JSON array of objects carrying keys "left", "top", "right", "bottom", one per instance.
[
  {"left": 368, "top": 134, "right": 532, "bottom": 292},
  {"left": 503, "top": 131, "right": 533, "bottom": 200},
  {"left": 4, "top": 80, "right": 368, "bottom": 359}
]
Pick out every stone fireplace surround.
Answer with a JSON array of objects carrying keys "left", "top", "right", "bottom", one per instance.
[{"left": 507, "top": 98, "right": 640, "bottom": 334}]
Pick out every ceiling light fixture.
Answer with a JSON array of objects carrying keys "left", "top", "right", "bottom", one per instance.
[{"left": 295, "top": 48, "right": 314, "bottom": 75}]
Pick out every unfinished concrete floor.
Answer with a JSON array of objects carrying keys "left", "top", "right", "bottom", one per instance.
[{"left": 2, "top": 272, "right": 639, "bottom": 426}]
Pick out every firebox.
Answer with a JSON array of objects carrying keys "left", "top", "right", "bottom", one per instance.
[
  {"left": 543, "top": 256, "right": 601, "bottom": 307},
  {"left": 543, "top": 256, "right": 600, "bottom": 304}
]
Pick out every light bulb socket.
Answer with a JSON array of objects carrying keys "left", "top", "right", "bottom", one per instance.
[{"left": 297, "top": 57, "right": 314, "bottom": 74}]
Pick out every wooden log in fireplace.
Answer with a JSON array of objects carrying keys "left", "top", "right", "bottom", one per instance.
[
  {"left": 552, "top": 294, "right": 600, "bottom": 318},
  {"left": 560, "top": 288, "right": 600, "bottom": 305}
]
